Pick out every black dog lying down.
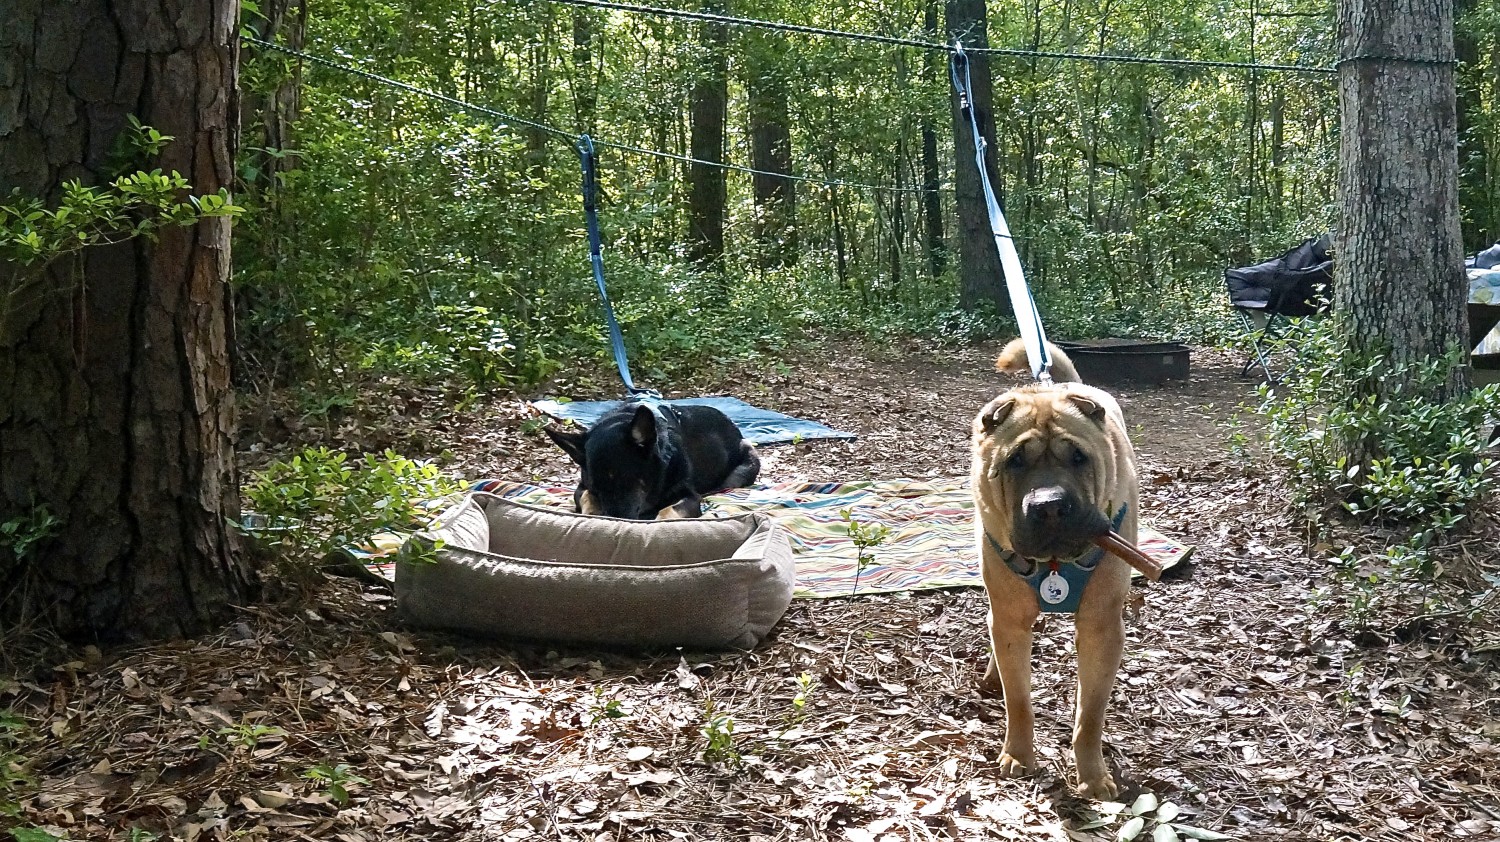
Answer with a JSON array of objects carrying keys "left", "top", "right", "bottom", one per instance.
[{"left": 545, "top": 401, "right": 761, "bottom": 519}]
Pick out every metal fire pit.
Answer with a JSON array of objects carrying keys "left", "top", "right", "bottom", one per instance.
[{"left": 1055, "top": 338, "right": 1191, "bottom": 386}]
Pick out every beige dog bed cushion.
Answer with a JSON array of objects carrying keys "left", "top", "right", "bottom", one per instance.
[{"left": 395, "top": 492, "right": 795, "bottom": 650}]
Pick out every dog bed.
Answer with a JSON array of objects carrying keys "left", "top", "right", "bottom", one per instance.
[{"left": 395, "top": 491, "right": 795, "bottom": 650}]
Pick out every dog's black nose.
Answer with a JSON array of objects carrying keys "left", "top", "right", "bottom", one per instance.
[{"left": 1022, "top": 487, "right": 1074, "bottom": 522}]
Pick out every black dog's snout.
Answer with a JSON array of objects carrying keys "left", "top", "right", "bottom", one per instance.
[{"left": 1022, "top": 487, "right": 1075, "bottom": 523}]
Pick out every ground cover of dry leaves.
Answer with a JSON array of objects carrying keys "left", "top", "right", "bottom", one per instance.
[{"left": 6, "top": 339, "right": 1500, "bottom": 842}]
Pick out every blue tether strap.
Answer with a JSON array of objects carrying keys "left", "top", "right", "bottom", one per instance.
[
  {"left": 949, "top": 44, "right": 1053, "bottom": 384},
  {"left": 578, "top": 135, "right": 655, "bottom": 398},
  {"left": 984, "top": 504, "right": 1129, "bottom": 614}
]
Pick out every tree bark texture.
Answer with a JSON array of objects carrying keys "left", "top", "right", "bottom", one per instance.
[
  {"left": 747, "top": 37, "right": 796, "bottom": 270},
  {"left": 0, "top": 0, "right": 253, "bottom": 641},
  {"left": 1336, "top": 0, "right": 1468, "bottom": 404},
  {"left": 945, "top": 0, "right": 1005, "bottom": 313},
  {"left": 686, "top": 2, "right": 728, "bottom": 271}
]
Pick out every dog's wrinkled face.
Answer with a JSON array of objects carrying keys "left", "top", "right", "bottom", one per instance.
[
  {"left": 972, "top": 385, "right": 1119, "bottom": 561},
  {"left": 546, "top": 406, "right": 668, "bottom": 520}
]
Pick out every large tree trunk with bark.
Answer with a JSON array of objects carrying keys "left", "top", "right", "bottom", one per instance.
[
  {"left": 1336, "top": 0, "right": 1468, "bottom": 418},
  {"left": 0, "top": 0, "right": 254, "bottom": 641},
  {"left": 945, "top": 0, "right": 1005, "bottom": 313},
  {"left": 686, "top": 2, "right": 729, "bottom": 273}
]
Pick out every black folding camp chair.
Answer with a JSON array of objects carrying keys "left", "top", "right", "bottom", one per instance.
[{"left": 1225, "top": 235, "right": 1333, "bottom": 382}]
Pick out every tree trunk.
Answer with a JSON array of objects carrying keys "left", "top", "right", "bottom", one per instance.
[
  {"left": 686, "top": 1, "right": 729, "bottom": 273},
  {"left": 571, "top": 11, "right": 599, "bottom": 135},
  {"left": 747, "top": 34, "right": 796, "bottom": 269},
  {"left": 0, "top": 0, "right": 253, "bottom": 641},
  {"left": 946, "top": 0, "right": 1005, "bottom": 313},
  {"left": 1336, "top": 0, "right": 1468, "bottom": 417},
  {"left": 921, "top": 0, "right": 946, "bottom": 280},
  {"left": 1454, "top": 0, "right": 1487, "bottom": 249}
]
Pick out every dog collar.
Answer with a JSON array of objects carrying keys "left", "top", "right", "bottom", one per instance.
[{"left": 983, "top": 504, "right": 1128, "bottom": 614}]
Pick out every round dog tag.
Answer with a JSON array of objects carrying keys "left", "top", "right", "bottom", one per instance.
[{"left": 1039, "top": 570, "right": 1070, "bottom": 605}]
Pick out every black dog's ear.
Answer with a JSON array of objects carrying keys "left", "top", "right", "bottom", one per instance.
[
  {"left": 545, "top": 425, "right": 588, "bottom": 465},
  {"left": 630, "top": 404, "right": 657, "bottom": 447}
]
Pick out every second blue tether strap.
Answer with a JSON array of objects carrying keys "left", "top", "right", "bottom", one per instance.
[
  {"left": 578, "top": 135, "right": 651, "bottom": 396},
  {"left": 949, "top": 44, "right": 1053, "bottom": 382}
]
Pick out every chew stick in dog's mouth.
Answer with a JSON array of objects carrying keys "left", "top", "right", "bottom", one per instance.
[{"left": 1092, "top": 531, "right": 1163, "bottom": 581}]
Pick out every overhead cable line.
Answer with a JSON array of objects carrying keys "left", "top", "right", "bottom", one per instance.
[
  {"left": 242, "top": 35, "right": 934, "bottom": 194},
  {"left": 537, "top": 0, "right": 1338, "bottom": 75}
]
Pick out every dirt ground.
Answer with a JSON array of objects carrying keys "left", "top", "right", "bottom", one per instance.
[{"left": 8, "top": 340, "right": 1500, "bottom": 842}]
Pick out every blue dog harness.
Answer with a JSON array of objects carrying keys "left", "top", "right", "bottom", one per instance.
[{"left": 984, "top": 504, "right": 1129, "bottom": 614}]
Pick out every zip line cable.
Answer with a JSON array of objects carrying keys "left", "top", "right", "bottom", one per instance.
[
  {"left": 241, "top": 35, "right": 934, "bottom": 194},
  {"left": 536, "top": 0, "right": 1339, "bottom": 76}
]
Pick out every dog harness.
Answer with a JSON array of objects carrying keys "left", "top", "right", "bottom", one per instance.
[{"left": 984, "top": 504, "right": 1128, "bottom": 614}]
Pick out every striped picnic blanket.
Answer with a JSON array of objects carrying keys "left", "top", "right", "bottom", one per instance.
[{"left": 436, "top": 479, "right": 1191, "bottom": 599}]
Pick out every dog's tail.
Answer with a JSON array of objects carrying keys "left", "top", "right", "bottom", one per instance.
[{"left": 995, "top": 338, "right": 1082, "bottom": 384}]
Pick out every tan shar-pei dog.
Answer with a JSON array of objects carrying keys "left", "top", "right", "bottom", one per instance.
[{"left": 972, "top": 339, "right": 1158, "bottom": 799}]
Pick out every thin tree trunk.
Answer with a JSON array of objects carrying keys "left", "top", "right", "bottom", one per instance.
[
  {"left": 1336, "top": 0, "right": 1467, "bottom": 424},
  {"left": 527, "top": 10, "right": 552, "bottom": 180},
  {"left": 686, "top": 1, "right": 729, "bottom": 274},
  {"left": 0, "top": 0, "right": 254, "bottom": 641},
  {"left": 921, "top": 0, "right": 946, "bottom": 280},
  {"left": 946, "top": 0, "right": 1005, "bottom": 313},
  {"left": 1454, "top": 0, "right": 1487, "bottom": 249},
  {"left": 571, "top": 11, "right": 599, "bottom": 135},
  {"left": 747, "top": 34, "right": 796, "bottom": 269}
]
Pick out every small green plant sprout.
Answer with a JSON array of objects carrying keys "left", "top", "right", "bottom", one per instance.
[
  {"left": 0, "top": 505, "right": 61, "bottom": 570},
  {"left": 839, "top": 508, "right": 891, "bottom": 595},
  {"left": 199, "top": 721, "right": 285, "bottom": 754},
  {"left": 788, "top": 671, "right": 816, "bottom": 721},
  {"left": 700, "top": 697, "right": 739, "bottom": 766},
  {"left": 587, "top": 687, "right": 628, "bottom": 725},
  {"left": 1075, "top": 790, "right": 1233, "bottom": 841},
  {"left": 302, "top": 762, "right": 370, "bottom": 807}
]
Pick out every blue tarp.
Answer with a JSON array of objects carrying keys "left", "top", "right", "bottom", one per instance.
[{"left": 530, "top": 396, "right": 856, "bottom": 446}]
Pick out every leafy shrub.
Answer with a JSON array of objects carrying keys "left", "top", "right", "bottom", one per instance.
[
  {"left": 1257, "top": 317, "right": 1498, "bottom": 627},
  {"left": 1256, "top": 317, "right": 1497, "bottom": 528},
  {"left": 240, "top": 447, "right": 463, "bottom": 578}
]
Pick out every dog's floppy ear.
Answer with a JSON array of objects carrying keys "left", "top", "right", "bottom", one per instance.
[
  {"left": 629, "top": 404, "right": 657, "bottom": 447},
  {"left": 976, "top": 395, "right": 1018, "bottom": 434},
  {"left": 545, "top": 425, "right": 588, "bottom": 465},
  {"left": 1067, "top": 394, "right": 1108, "bottom": 426}
]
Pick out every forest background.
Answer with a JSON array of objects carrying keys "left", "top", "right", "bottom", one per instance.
[{"left": 233, "top": 0, "right": 1486, "bottom": 397}]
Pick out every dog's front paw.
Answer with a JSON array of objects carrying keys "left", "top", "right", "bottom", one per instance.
[
  {"left": 1076, "top": 770, "right": 1119, "bottom": 800},
  {"left": 997, "top": 751, "right": 1034, "bottom": 778}
]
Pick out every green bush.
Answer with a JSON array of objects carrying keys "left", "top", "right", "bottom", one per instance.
[
  {"left": 1256, "top": 317, "right": 1497, "bottom": 528},
  {"left": 1257, "top": 317, "right": 1498, "bottom": 627},
  {"left": 240, "top": 447, "right": 463, "bottom": 578}
]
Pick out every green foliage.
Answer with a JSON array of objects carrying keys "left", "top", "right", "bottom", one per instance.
[
  {"left": 240, "top": 447, "right": 462, "bottom": 573},
  {"left": 232, "top": 0, "right": 1334, "bottom": 393},
  {"left": 0, "top": 711, "right": 32, "bottom": 819},
  {"left": 1, "top": 119, "right": 241, "bottom": 342},
  {"left": 788, "top": 670, "right": 815, "bottom": 722},
  {"left": 699, "top": 697, "right": 739, "bottom": 766},
  {"left": 1255, "top": 318, "right": 1497, "bottom": 528},
  {"left": 302, "top": 762, "right": 370, "bottom": 806},
  {"left": 1256, "top": 318, "right": 1498, "bottom": 627},
  {"left": 839, "top": 508, "right": 891, "bottom": 595},
  {"left": 0, "top": 506, "right": 61, "bottom": 573},
  {"left": 199, "top": 721, "right": 286, "bottom": 754}
]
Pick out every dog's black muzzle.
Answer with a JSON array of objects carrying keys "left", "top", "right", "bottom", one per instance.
[{"left": 1012, "top": 485, "right": 1112, "bottom": 561}]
